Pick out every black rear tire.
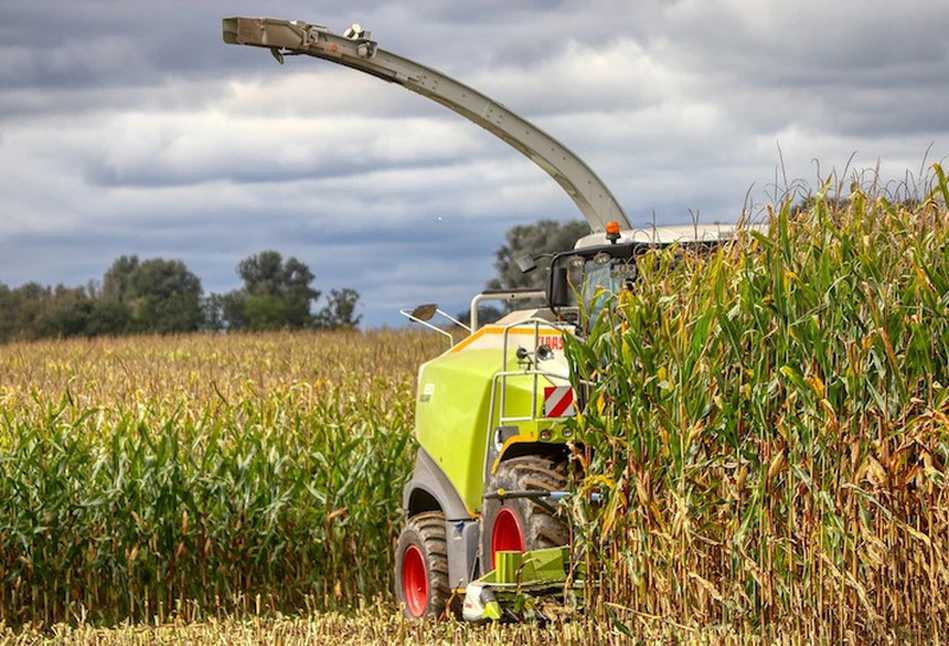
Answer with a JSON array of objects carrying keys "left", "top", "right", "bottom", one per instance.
[
  {"left": 395, "top": 511, "right": 455, "bottom": 620},
  {"left": 480, "top": 455, "right": 569, "bottom": 574}
]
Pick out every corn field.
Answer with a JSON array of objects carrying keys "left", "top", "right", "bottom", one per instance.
[
  {"left": 567, "top": 166, "right": 949, "bottom": 643},
  {"left": 0, "top": 330, "right": 444, "bottom": 626},
  {"left": 3, "top": 170, "right": 949, "bottom": 643}
]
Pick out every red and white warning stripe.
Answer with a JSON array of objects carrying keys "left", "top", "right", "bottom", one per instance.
[{"left": 543, "top": 386, "right": 576, "bottom": 417}]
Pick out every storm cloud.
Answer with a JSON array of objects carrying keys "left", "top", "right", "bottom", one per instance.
[{"left": 2, "top": 0, "right": 948, "bottom": 325}]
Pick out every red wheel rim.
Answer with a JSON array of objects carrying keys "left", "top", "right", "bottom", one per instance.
[
  {"left": 491, "top": 507, "right": 525, "bottom": 568},
  {"left": 402, "top": 544, "right": 428, "bottom": 617}
]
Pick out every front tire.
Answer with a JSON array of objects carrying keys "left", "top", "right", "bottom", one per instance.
[
  {"left": 480, "top": 455, "right": 569, "bottom": 573},
  {"left": 395, "top": 511, "right": 453, "bottom": 620}
]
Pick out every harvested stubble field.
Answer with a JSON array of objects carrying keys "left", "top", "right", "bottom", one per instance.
[
  {"left": 0, "top": 606, "right": 856, "bottom": 646},
  {"left": 4, "top": 171, "right": 949, "bottom": 644}
]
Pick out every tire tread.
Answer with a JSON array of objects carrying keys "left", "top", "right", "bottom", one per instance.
[
  {"left": 395, "top": 510, "right": 457, "bottom": 620},
  {"left": 480, "top": 455, "right": 569, "bottom": 574}
]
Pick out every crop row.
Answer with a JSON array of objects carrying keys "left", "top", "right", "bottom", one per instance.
[
  {"left": 0, "top": 331, "right": 444, "bottom": 625},
  {"left": 568, "top": 168, "right": 949, "bottom": 642}
]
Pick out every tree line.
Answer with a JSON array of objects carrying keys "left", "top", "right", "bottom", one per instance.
[
  {"left": 0, "top": 250, "right": 360, "bottom": 343},
  {"left": 2, "top": 218, "right": 587, "bottom": 343}
]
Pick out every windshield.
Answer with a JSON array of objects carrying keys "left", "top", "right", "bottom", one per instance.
[{"left": 555, "top": 250, "right": 638, "bottom": 320}]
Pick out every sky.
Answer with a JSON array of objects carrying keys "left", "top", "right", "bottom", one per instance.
[{"left": 3, "top": 0, "right": 949, "bottom": 327}]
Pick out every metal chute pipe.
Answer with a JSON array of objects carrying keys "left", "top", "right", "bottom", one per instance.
[{"left": 223, "top": 16, "right": 631, "bottom": 233}]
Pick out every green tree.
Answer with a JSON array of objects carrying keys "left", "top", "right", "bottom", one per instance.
[
  {"left": 314, "top": 288, "right": 362, "bottom": 330},
  {"left": 86, "top": 300, "right": 133, "bottom": 336},
  {"left": 0, "top": 284, "right": 14, "bottom": 342},
  {"left": 40, "top": 285, "right": 94, "bottom": 338},
  {"left": 102, "top": 255, "right": 204, "bottom": 334},
  {"left": 237, "top": 250, "right": 286, "bottom": 296},
  {"left": 201, "top": 294, "right": 226, "bottom": 333},
  {"left": 224, "top": 251, "right": 321, "bottom": 331},
  {"left": 131, "top": 259, "right": 203, "bottom": 333},
  {"left": 0, "top": 283, "right": 45, "bottom": 341},
  {"left": 244, "top": 294, "right": 289, "bottom": 332},
  {"left": 10, "top": 282, "right": 49, "bottom": 340},
  {"left": 220, "top": 291, "right": 249, "bottom": 331},
  {"left": 102, "top": 255, "right": 140, "bottom": 303},
  {"left": 283, "top": 257, "right": 318, "bottom": 328}
]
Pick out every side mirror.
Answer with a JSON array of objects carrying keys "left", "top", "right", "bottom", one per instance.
[
  {"left": 515, "top": 254, "right": 537, "bottom": 274},
  {"left": 410, "top": 303, "right": 438, "bottom": 321},
  {"left": 549, "top": 266, "right": 570, "bottom": 307}
]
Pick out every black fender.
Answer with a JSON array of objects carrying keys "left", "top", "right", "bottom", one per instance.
[
  {"left": 403, "top": 448, "right": 479, "bottom": 588},
  {"left": 403, "top": 448, "right": 473, "bottom": 521},
  {"left": 494, "top": 440, "right": 570, "bottom": 471}
]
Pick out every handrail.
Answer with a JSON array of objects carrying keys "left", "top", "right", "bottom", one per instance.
[{"left": 469, "top": 289, "right": 546, "bottom": 331}]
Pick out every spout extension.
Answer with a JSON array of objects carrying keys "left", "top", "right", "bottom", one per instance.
[{"left": 223, "top": 16, "right": 630, "bottom": 232}]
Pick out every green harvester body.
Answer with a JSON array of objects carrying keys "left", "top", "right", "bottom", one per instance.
[{"left": 415, "top": 345, "right": 569, "bottom": 516}]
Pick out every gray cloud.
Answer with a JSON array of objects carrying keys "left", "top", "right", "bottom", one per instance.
[{"left": 2, "top": 0, "right": 949, "bottom": 325}]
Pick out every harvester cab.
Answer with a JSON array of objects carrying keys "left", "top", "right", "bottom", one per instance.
[{"left": 223, "top": 16, "right": 752, "bottom": 622}]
